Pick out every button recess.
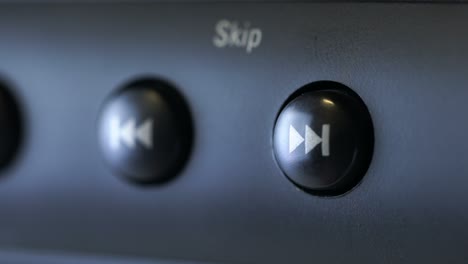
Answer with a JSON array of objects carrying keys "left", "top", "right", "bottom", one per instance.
[
  {"left": 0, "top": 81, "right": 21, "bottom": 171},
  {"left": 98, "top": 79, "right": 193, "bottom": 184},
  {"left": 273, "top": 81, "right": 374, "bottom": 195}
]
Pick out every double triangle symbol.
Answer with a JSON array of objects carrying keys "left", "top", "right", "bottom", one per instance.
[
  {"left": 110, "top": 116, "right": 154, "bottom": 150},
  {"left": 289, "top": 124, "right": 330, "bottom": 156}
]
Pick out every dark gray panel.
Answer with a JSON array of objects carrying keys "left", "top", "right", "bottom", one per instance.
[
  {"left": 0, "top": 250, "right": 203, "bottom": 264},
  {"left": 0, "top": 3, "right": 467, "bottom": 264}
]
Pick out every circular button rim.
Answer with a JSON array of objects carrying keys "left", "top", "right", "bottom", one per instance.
[
  {"left": 273, "top": 81, "right": 374, "bottom": 196},
  {"left": 98, "top": 78, "right": 194, "bottom": 185}
]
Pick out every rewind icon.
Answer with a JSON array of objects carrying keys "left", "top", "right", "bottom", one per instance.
[{"left": 109, "top": 116, "right": 154, "bottom": 150}]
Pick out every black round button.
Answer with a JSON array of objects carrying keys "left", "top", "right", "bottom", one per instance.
[
  {"left": 98, "top": 79, "right": 193, "bottom": 184},
  {"left": 0, "top": 81, "right": 21, "bottom": 171},
  {"left": 273, "top": 81, "right": 374, "bottom": 195}
]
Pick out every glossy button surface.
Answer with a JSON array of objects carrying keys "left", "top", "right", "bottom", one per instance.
[
  {"left": 98, "top": 79, "right": 193, "bottom": 184},
  {"left": 273, "top": 81, "right": 374, "bottom": 195}
]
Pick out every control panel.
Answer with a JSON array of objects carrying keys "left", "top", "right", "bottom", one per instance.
[{"left": 0, "top": 2, "right": 467, "bottom": 264}]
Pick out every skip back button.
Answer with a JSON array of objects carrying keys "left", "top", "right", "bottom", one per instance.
[{"left": 98, "top": 79, "right": 193, "bottom": 184}]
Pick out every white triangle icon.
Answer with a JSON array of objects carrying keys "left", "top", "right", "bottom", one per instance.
[
  {"left": 136, "top": 119, "right": 153, "bottom": 149},
  {"left": 287, "top": 124, "right": 331, "bottom": 156},
  {"left": 305, "top": 125, "right": 323, "bottom": 154},
  {"left": 109, "top": 117, "right": 154, "bottom": 150},
  {"left": 289, "top": 125, "right": 305, "bottom": 153},
  {"left": 120, "top": 119, "right": 136, "bottom": 148}
]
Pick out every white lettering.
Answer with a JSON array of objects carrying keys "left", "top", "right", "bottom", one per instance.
[
  {"left": 213, "top": 20, "right": 263, "bottom": 53},
  {"left": 213, "top": 20, "right": 231, "bottom": 48},
  {"left": 246, "top": 29, "right": 262, "bottom": 53}
]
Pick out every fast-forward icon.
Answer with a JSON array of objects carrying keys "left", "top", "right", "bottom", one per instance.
[
  {"left": 289, "top": 124, "right": 330, "bottom": 156},
  {"left": 109, "top": 116, "right": 153, "bottom": 150}
]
